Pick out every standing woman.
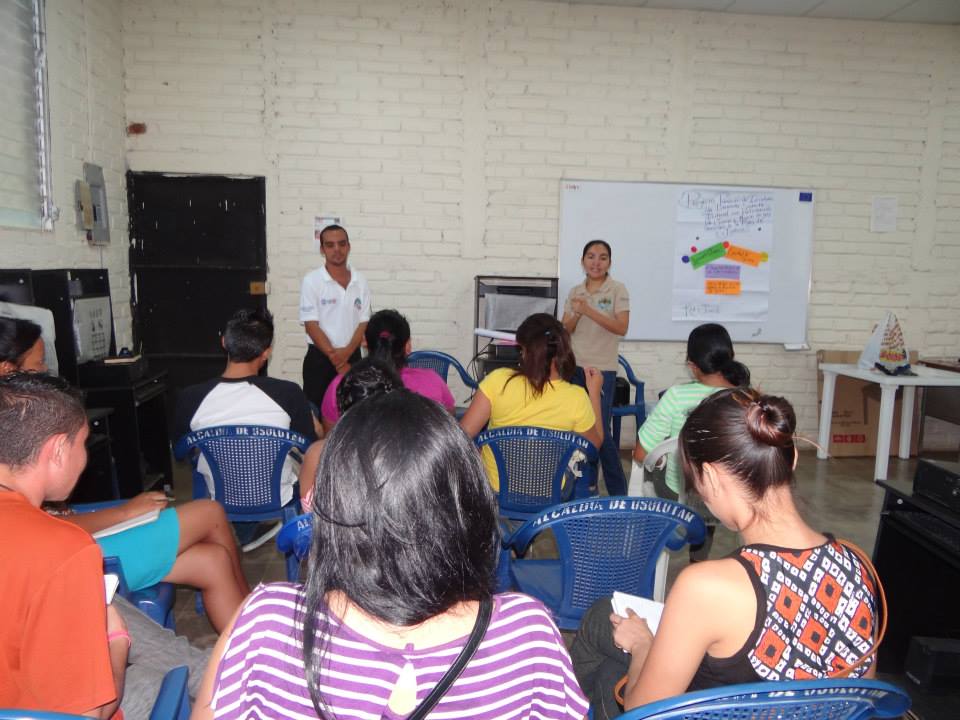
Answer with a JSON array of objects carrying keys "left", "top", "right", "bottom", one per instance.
[{"left": 562, "top": 240, "right": 630, "bottom": 496}]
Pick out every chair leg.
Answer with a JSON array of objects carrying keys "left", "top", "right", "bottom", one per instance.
[{"left": 612, "top": 416, "right": 622, "bottom": 450}]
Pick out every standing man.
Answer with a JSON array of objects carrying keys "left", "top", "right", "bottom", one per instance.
[{"left": 299, "top": 224, "right": 371, "bottom": 408}]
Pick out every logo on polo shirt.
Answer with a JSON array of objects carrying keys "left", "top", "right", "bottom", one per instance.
[
  {"left": 354, "top": 298, "right": 362, "bottom": 310},
  {"left": 598, "top": 298, "right": 612, "bottom": 311},
  {"left": 320, "top": 298, "right": 338, "bottom": 306}
]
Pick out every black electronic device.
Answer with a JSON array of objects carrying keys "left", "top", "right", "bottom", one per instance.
[
  {"left": 914, "top": 458, "right": 960, "bottom": 513},
  {"left": 78, "top": 355, "right": 149, "bottom": 386},
  {"left": 905, "top": 636, "right": 960, "bottom": 692},
  {"left": 0, "top": 269, "right": 35, "bottom": 304},
  {"left": 474, "top": 276, "right": 558, "bottom": 380},
  {"left": 30, "top": 268, "right": 116, "bottom": 385}
]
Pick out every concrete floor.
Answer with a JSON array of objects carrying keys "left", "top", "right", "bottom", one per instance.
[{"left": 171, "top": 448, "right": 957, "bottom": 718}]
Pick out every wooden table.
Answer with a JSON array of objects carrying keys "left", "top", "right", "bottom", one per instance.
[{"left": 817, "top": 363, "right": 960, "bottom": 480}]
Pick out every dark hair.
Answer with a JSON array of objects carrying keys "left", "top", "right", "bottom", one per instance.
[
  {"left": 364, "top": 309, "right": 411, "bottom": 370},
  {"left": 0, "top": 317, "right": 43, "bottom": 368},
  {"left": 301, "top": 390, "right": 499, "bottom": 718},
  {"left": 678, "top": 387, "right": 796, "bottom": 500},
  {"left": 509, "top": 313, "right": 577, "bottom": 395},
  {"left": 335, "top": 357, "right": 402, "bottom": 414},
  {"left": 687, "top": 323, "right": 750, "bottom": 387},
  {"left": 0, "top": 372, "right": 86, "bottom": 469},
  {"left": 319, "top": 224, "right": 349, "bottom": 244},
  {"left": 222, "top": 308, "right": 274, "bottom": 362},
  {"left": 581, "top": 239, "right": 612, "bottom": 260}
]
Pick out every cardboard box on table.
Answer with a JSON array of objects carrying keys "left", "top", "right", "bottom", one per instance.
[{"left": 816, "top": 350, "right": 920, "bottom": 458}]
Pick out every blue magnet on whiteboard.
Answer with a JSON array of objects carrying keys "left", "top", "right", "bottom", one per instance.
[
  {"left": 799, "top": 192, "right": 813, "bottom": 202},
  {"left": 681, "top": 255, "right": 690, "bottom": 264}
]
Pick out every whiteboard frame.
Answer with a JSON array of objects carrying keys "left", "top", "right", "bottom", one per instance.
[{"left": 558, "top": 180, "right": 814, "bottom": 346}]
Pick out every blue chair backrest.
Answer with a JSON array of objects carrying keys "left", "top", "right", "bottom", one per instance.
[
  {"left": 475, "top": 426, "right": 598, "bottom": 516},
  {"left": 149, "top": 665, "right": 191, "bottom": 720},
  {"left": 174, "top": 425, "right": 309, "bottom": 515},
  {"left": 0, "top": 666, "right": 192, "bottom": 720},
  {"left": 508, "top": 497, "right": 705, "bottom": 618},
  {"left": 618, "top": 355, "right": 645, "bottom": 403},
  {"left": 407, "top": 350, "right": 479, "bottom": 390},
  {"left": 277, "top": 512, "right": 313, "bottom": 562},
  {"left": 618, "top": 678, "right": 911, "bottom": 720}
]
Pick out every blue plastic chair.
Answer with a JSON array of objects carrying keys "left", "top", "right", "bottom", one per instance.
[
  {"left": 611, "top": 355, "right": 646, "bottom": 449},
  {"left": 475, "top": 426, "right": 599, "bottom": 522},
  {"left": 277, "top": 512, "right": 313, "bottom": 581},
  {"left": 499, "top": 496, "right": 705, "bottom": 629},
  {"left": 406, "top": 350, "right": 479, "bottom": 419},
  {"left": 0, "top": 665, "right": 190, "bottom": 720},
  {"left": 103, "top": 556, "right": 176, "bottom": 629},
  {"left": 72, "top": 500, "right": 176, "bottom": 630},
  {"left": 174, "top": 425, "right": 307, "bottom": 526},
  {"left": 406, "top": 350, "right": 479, "bottom": 391},
  {"left": 149, "top": 665, "right": 191, "bottom": 720},
  {"left": 619, "top": 678, "right": 911, "bottom": 720}
]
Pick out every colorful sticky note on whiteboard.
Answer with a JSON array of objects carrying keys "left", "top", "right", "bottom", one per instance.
[
  {"left": 724, "top": 244, "right": 765, "bottom": 267},
  {"left": 705, "top": 279, "right": 742, "bottom": 295},
  {"left": 689, "top": 242, "right": 727, "bottom": 270},
  {"left": 704, "top": 263, "right": 741, "bottom": 280}
]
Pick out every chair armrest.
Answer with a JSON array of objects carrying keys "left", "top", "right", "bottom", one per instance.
[
  {"left": 149, "top": 665, "right": 190, "bottom": 720},
  {"left": 277, "top": 513, "right": 313, "bottom": 560},
  {"left": 451, "top": 361, "right": 479, "bottom": 390}
]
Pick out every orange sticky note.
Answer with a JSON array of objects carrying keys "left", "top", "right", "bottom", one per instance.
[
  {"left": 724, "top": 245, "right": 764, "bottom": 267},
  {"left": 705, "top": 279, "right": 742, "bottom": 295}
]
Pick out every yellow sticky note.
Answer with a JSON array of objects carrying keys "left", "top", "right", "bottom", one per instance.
[
  {"left": 724, "top": 245, "right": 764, "bottom": 267},
  {"left": 705, "top": 279, "right": 742, "bottom": 295}
]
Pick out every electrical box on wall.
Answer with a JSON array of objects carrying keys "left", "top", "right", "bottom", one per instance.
[{"left": 75, "top": 163, "right": 110, "bottom": 245}]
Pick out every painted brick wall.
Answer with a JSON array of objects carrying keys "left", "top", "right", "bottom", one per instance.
[
  {"left": 0, "top": 0, "right": 131, "bottom": 343},
  {"left": 122, "top": 0, "right": 960, "bottom": 443}
]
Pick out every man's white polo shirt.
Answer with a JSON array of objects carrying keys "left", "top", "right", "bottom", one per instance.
[{"left": 299, "top": 264, "right": 371, "bottom": 347}]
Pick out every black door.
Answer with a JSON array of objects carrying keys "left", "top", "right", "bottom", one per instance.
[{"left": 128, "top": 172, "right": 267, "bottom": 393}]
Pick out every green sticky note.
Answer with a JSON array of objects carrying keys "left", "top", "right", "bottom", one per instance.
[{"left": 690, "top": 242, "right": 727, "bottom": 270}]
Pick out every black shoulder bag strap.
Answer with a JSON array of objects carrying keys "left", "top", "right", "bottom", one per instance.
[{"left": 406, "top": 597, "right": 494, "bottom": 720}]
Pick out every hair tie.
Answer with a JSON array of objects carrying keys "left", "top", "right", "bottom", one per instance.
[{"left": 378, "top": 331, "right": 393, "bottom": 340}]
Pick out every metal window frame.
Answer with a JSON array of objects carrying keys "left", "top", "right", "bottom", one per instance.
[{"left": 32, "top": 0, "right": 57, "bottom": 229}]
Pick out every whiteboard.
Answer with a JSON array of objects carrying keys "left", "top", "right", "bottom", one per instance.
[{"left": 558, "top": 180, "right": 814, "bottom": 345}]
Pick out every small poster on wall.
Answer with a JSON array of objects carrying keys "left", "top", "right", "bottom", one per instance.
[{"left": 671, "top": 188, "right": 774, "bottom": 322}]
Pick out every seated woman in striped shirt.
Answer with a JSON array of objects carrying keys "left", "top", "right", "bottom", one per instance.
[{"left": 193, "top": 389, "right": 590, "bottom": 720}]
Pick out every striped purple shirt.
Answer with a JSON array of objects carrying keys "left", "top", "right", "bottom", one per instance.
[{"left": 210, "top": 583, "right": 589, "bottom": 720}]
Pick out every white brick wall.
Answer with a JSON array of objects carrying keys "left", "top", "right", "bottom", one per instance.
[
  {"left": 122, "top": 1, "right": 960, "bottom": 445},
  {"left": 0, "top": 0, "right": 131, "bottom": 342}
]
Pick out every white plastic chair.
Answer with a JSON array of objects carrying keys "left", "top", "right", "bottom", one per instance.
[{"left": 627, "top": 436, "right": 679, "bottom": 600}]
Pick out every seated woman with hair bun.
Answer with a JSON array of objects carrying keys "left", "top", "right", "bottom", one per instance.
[
  {"left": 320, "top": 309, "right": 453, "bottom": 429},
  {"left": 571, "top": 389, "right": 879, "bottom": 718},
  {"left": 633, "top": 323, "right": 750, "bottom": 498},
  {"left": 459, "top": 312, "right": 604, "bottom": 491},
  {"left": 194, "top": 389, "right": 590, "bottom": 720}
]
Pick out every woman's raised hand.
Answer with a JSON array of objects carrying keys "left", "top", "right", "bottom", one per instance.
[{"left": 584, "top": 366, "right": 604, "bottom": 396}]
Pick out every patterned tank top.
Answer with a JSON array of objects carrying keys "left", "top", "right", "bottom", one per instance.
[{"left": 689, "top": 537, "right": 877, "bottom": 690}]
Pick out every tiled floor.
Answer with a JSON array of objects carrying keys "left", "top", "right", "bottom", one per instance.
[{"left": 171, "top": 449, "right": 958, "bottom": 718}]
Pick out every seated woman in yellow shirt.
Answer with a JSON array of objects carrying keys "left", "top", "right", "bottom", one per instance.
[{"left": 460, "top": 313, "right": 604, "bottom": 490}]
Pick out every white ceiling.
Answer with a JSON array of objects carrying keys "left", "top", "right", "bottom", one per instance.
[{"left": 556, "top": 0, "right": 960, "bottom": 24}]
